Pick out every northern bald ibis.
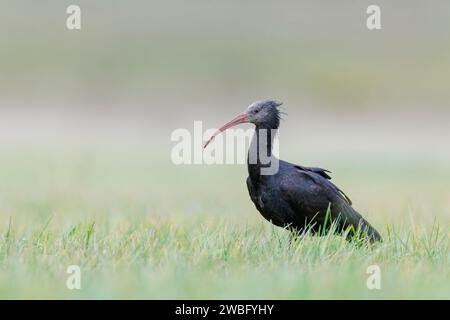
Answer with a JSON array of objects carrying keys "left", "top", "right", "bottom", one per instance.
[{"left": 204, "top": 100, "right": 382, "bottom": 242}]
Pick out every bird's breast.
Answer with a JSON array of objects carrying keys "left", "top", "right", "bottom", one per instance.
[
  {"left": 246, "top": 178, "right": 292, "bottom": 228},
  {"left": 257, "top": 194, "right": 265, "bottom": 210}
]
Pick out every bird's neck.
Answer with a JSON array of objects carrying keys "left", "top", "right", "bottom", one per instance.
[{"left": 247, "top": 125, "right": 278, "bottom": 183}]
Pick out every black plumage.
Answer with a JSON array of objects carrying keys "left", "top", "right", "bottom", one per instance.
[{"left": 205, "top": 100, "right": 382, "bottom": 242}]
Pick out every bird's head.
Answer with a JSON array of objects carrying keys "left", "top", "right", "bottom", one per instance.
[
  {"left": 204, "top": 99, "right": 282, "bottom": 148},
  {"left": 246, "top": 100, "right": 282, "bottom": 128}
]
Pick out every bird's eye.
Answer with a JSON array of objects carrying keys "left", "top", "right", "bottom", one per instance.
[{"left": 253, "top": 109, "right": 259, "bottom": 114}]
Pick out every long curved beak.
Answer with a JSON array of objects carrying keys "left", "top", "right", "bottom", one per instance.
[{"left": 204, "top": 113, "right": 249, "bottom": 148}]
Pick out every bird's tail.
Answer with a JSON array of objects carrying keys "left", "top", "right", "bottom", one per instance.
[{"left": 339, "top": 204, "right": 382, "bottom": 242}]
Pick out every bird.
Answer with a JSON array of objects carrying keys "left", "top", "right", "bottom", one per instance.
[{"left": 204, "top": 100, "right": 382, "bottom": 242}]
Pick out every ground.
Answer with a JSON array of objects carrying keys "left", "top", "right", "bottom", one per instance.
[
  {"left": 0, "top": 151, "right": 448, "bottom": 299},
  {"left": 2, "top": 1, "right": 450, "bottom": 300}
]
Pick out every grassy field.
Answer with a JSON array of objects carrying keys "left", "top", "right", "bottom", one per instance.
[
  {"left": 1, "top": 0, "right": 449, "bottom": 300},
  {"left": 0, "top": 150, "right": 448, "bottom": 299}
]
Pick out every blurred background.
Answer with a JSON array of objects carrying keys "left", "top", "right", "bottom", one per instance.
[
  {"left": 1, "top": 0, "right": 449, "bottom": 216},
  {"left": 1, "top": 0, "right": 449, "bottom": 220},
  {"left": 1, "top": 0, "right": 449, "bottom": 144},
  {"left": 0, "top": 0, "right": 449, "bottom": 299}
]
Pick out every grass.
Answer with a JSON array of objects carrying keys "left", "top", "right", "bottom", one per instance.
[{"left": 0, "top": 151, "right": 449, "bottom": 299}]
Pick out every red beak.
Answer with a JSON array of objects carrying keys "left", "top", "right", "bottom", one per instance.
[{"left": 204, "top": 113, "right": 249, "bottom": 148}]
